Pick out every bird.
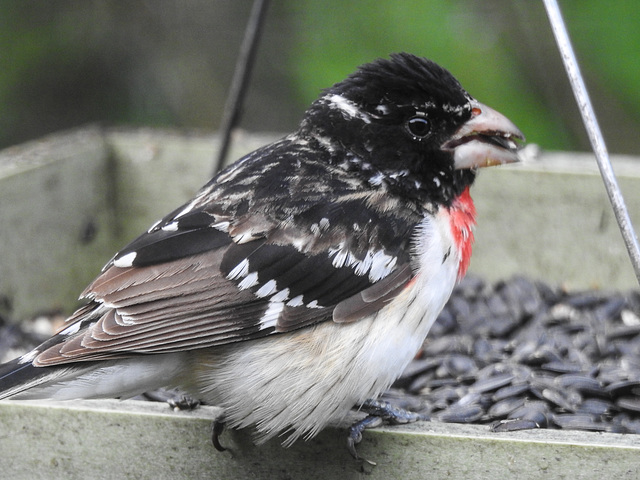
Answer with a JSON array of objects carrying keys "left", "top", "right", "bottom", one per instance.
[{"left": 0, "top": 53, "right": 523, "bottom": 456}]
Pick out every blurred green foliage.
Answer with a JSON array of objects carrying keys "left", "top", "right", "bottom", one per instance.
[
  {"left": 1, "top": 1, "right": 638, "bottom": 154},
  {"left": 289, "top": 0, "right": 640, "bottom": 153}
]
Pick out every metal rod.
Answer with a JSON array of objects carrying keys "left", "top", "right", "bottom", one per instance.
[
  {"left": 543, "top": 0, "right": 640, "bottom": 286},
  {"left": 213, "top": 0, "right": 270, "bottom": 175}
]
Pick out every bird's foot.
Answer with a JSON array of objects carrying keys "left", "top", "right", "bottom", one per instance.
[
  {"left": 142, "top": 388, "right": 201, "bottom": 410},
  {"left": 347, "top": 398, "right": 427, "bottom": 463}
]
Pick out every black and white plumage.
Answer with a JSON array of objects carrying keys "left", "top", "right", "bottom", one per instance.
[{"left": 0, "top": 53, "right": 523, "bottom": 448}]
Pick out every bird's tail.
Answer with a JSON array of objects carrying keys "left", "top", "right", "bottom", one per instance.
[
  {"left": 0, "top": 358, "right": 54, "bottom": 400},
  {"left": 0, "top": 352, "right": 188, "bottom": 400}
]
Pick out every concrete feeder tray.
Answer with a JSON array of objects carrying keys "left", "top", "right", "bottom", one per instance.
[{"left": 1, "top": 127, "right": 640, "bottom": 479}]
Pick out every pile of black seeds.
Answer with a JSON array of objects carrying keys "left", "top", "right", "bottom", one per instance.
[
  {"left": 2, "top": 276, "right": 640, "bottom": 435},
  {"left": 386, "top": 275, "right": 640, "bottom": 434}
]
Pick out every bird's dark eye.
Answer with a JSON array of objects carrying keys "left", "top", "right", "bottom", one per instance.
[{"left": 406, "top": 115, "right": 431, "bottom": 139}]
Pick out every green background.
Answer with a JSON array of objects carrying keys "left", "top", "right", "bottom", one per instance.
[{"left": 2, "top": 1, "right": 639, "bottom": 154}]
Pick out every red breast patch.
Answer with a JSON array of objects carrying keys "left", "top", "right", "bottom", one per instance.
[{"left": 448, "top": 186, "right": 476, "bottom": 280}]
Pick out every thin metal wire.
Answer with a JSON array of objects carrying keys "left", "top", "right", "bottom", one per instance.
[
  {"left": 213, "top": 0, "right": 270, "bottom": 175},
  {"left": 543, "top": 0, "right": 640, "bottom": 286}
]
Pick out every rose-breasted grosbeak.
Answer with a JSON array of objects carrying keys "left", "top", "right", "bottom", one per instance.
[{"left": 0, "top": 53, "right": 523, "bottom": 454}]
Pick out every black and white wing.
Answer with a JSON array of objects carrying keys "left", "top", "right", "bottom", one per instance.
[{"left": 30, "top": 140, "right": 420, "bottom": 366}]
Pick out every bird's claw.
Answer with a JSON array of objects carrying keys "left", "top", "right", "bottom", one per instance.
[
  {"left": 211, "top": 419, "right": 227, "bottom": 452},
  {"left": 347, "top": 415, "right": 383, "bottom": 464}
]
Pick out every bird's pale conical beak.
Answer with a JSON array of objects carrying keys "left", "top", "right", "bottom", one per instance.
[{"left": 442, "top": 100, "right": 525, "bottom": 169}]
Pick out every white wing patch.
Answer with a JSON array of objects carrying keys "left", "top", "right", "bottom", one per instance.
[
  {"left": 173, "top": 198, "right": 201, "bottom": 220},
  {"left": 328, "top": 246, "right": 397, "bottom": 282},
  {"left": 368, "top": 250, "right": 399, "bottom": 282},
  {"left": 225, "top": 243, "right": 397, "bottom": 319},
  {"left": 225, "top": 260, "right": 299, "bottom": 306},
  {"left": 213, "top": 221, "right": 230, "bottom": 232},
  {"left": 18, "top": 349, "right": 40, "bottom": 365},
  {"left": 161, "top": 222, "right": 179, "bottom": 232},
  {"left": 270, "top": 288, "right": 290, "bottom": 303},
  {"left": 238, "top": 272, "right": 259, "bottom": 290},
  {"left": 226, "top": 259, "right": 250, "bottom": 280},
  {"left": 259, "top": 301, "right": 284, "bottom": 330},
  {"left": 286, "top": 295, "right": 304, "bottom": 307},
  {"left": 255, "top": 280, "right": 278, "bottom": 298},
  {"left": 113, "top": 252, "right": 137, "bottom": 268},
  {"left": 59, "top": 321, "right": 82, "bottom": 336}
]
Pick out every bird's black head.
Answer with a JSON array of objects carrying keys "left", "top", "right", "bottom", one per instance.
[{"left": 299, "top": 53, "right": 523, "bottom": 208}]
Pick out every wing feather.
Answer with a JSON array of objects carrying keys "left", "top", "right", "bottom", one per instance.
[{"left": 33, "top": 171, "right": 419, "bottom": 367}]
